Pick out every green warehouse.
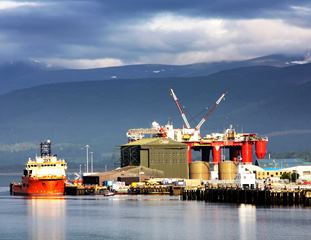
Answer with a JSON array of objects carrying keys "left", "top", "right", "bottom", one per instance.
[{"left": 120, "top": 138, "right": 188, "bottom": 178}]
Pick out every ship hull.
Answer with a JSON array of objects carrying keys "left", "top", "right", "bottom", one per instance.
[{"left": 11, "top": 177, "right": 65, "bottom": 196}]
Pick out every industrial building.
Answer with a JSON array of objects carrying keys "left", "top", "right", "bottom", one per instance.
[
  {"left": 255, "top": 166, "right": 311, "bottom": 180},
  {"left": 120, "top": 138, "right": 188, "bottom": 178},
  {"left": 255, "top": 158, "right": 310, "bottom": 170},
  {"left": 83, "top": 165, "right": 164, "bottom": 185},
  {"left": 232, "top": 159, "right": 311, "bottom": 180}
]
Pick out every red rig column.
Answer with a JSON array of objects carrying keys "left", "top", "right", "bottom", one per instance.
[
  {"left": 255, "top": 140, "right": 267, "bottom": 159},
  {"left": 212, "top": 144, "right": 222, "bottom": 164},
  {"left": 186, "top": 143, "right": 193, "bottom": 164},
  {"left": 242, "top": 142, "right": 253, "bottom": 163}
]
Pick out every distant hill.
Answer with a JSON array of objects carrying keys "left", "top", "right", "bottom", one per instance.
[
  {"left": 0, "top": 62, "right": 311, "bottom": 171},
  {"left": 0, "top": 54, "right": 304, "bottom": 94}
]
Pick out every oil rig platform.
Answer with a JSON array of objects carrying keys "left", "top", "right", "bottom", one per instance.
[{"left": 125, "top": 88, "right": 268, "bottom": 177}]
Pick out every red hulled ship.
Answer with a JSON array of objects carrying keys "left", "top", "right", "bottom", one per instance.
[{"left": 10, "top": 140, "right": 67, "bottom": 196}]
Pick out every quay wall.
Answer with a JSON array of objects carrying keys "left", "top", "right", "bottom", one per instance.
[{"left": 182, "top": 188, "right": 311, "bottom": 206}]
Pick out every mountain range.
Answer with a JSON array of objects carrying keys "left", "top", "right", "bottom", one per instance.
[
  {"left": 0, "top": 54, "right": 310, "bottom": 171},
  {"left": 0, "top": 54, "right": 305, "bottom": 95}
]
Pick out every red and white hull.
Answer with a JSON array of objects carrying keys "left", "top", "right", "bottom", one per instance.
[
  {"left": 10, "top": 140, "right": 67, "bottom": 196},
  {"left": 11, "top": 177, "right": 65, "bottom": 196}
]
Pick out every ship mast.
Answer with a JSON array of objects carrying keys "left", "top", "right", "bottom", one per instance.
[{"left": 40, "top": 140, "right": 51, "bottom": 157}]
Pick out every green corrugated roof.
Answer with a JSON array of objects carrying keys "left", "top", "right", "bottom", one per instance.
[{"left": 122, "top": 138, "right": 186, "bottom": 147}]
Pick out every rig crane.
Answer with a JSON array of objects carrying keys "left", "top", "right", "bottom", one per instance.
[
  {"left": 170, "top": 89, "right": 191, "bottom": 129},
  {"left": 195, "top": 92, "right": 227, "bottom": 131},
  {"left": 169, "top": 89, "right": 227, "bottom": 142}
]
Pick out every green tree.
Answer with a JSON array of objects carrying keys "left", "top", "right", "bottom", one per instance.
[
  {"left": 280, "top": 172, "right": 299, "bottom": 182},
  {"left": 280, "top": 172, "right": 291, "bottom": 180},
  {"left": 291, "top": 172, "right": 299, "bottom": 182}
]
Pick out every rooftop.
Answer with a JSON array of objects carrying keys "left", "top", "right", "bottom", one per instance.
[
  {"left": 255, "top": 158, "right": 311, "bottom": 170},
  {"left": 122, "top": 138, "right": 186, "bottom": 147}
]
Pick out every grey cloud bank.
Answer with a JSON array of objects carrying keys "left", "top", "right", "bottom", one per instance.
[{"left": 0, "top": 0, "right": 311, "bottom": 68}]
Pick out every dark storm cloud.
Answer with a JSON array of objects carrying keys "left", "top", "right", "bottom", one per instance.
[
  {"left": 0, "top": 2, "right": 105, "bottom": 57},
  {"left": 0, "top": 0, "right": 310, "bottom": 67},
  {"left": 77, "top": 0, "right": 311, "bottom": 20}
]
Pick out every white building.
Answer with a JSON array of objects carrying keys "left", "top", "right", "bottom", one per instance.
[
  {"left": 280, "top": 166, "right": 311, "bottom": 180},
  {"left": 236, "top": 164, "right": 256, "bottom": 189}
]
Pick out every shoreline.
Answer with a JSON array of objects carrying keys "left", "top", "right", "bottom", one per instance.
[{"left": 0, "top": 173, "right": 20, "bottom": 176}]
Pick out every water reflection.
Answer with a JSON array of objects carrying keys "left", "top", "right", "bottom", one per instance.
[
  {"left": 1, "top": 194, "right": 311, "bottom": 240},
  {"left": 239, "top": 204, "right": 257, "bottom": 240},
  {"left": 27, "top": 197, "right": 66, "bottom": 240}
]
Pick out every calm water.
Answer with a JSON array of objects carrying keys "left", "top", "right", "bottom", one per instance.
[{"left": 0, "top": 175, "right": 311, "bottom": 240}]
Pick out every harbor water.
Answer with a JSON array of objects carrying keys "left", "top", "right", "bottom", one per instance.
[{"left": 1, "top": 175, "right": 311, "bottom": 240}]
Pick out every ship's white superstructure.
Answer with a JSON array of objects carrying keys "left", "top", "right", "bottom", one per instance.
[{"left": 25, "top": 155, "right": 67, "bottom": 179}]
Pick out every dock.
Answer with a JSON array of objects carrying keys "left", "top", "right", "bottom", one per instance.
[
  {"left": 182, "top": 187, "right": 311, "bottom": 206},
  {"left": 65, "top": 185, "right": 114, "bottom": 196},
  {"left": 128, "top": 185, "right": 183, "bottom": 195}
]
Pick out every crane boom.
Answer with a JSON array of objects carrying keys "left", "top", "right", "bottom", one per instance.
[
  {"left": 170, "top": 89, "right": 191, "bottom": 129},
  {"left": 195, "top": 92, "right": 227, "bottom": 130}
]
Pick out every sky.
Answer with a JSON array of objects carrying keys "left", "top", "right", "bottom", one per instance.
[{"left": 0, "top": 0, "right": 311, "bottom": 69}]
